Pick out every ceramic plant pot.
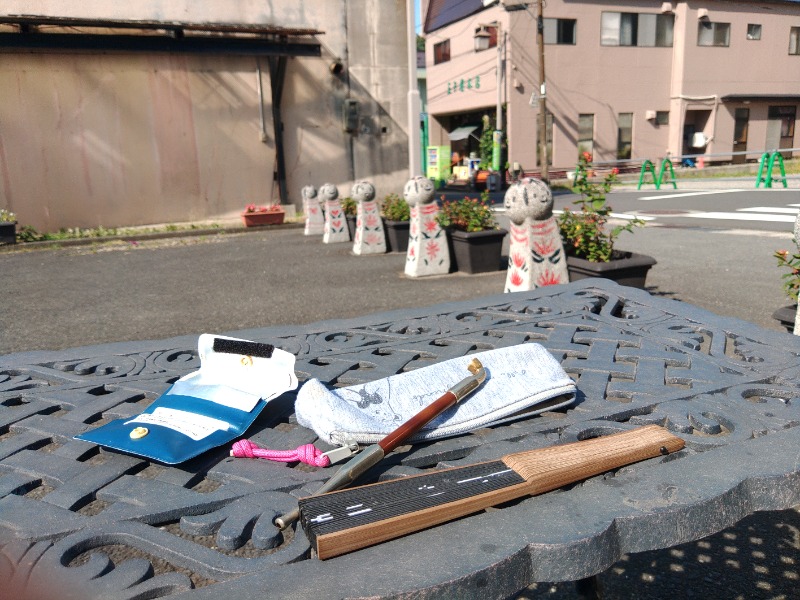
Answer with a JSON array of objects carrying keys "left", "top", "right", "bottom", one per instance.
[
  {"left": 242, "top": 210, "right": 285, "bottom": 227},
  {"left": 448, "top": 228, "right": 508, "bottom": 274},
  {"left": 0, "top": 221, "right": 16, "bottom": 244},
  {"left": 565, "top": 251, "right": 657, "bottom": 289},
  {"left": 384, "top": 219, "right": 410, "bottom": 253}
]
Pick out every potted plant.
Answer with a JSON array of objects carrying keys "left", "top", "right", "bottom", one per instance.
[
  {"left": 380, "top": 193, "right": 410, "bottom": 253},
  {"left": 772, "top": 248, "right": 800, "bottom": 332},
  {"left": 241, "top": 203, "right": 285, "bottom": 227},
  {"left": 0, "top": 209, "right": 17, "bottom": 244},
  {"left": 558, "top": 153, "right": 655, "bottom": 288},
  {"left": 436, "top": 192, "right": 507, "bottom": 274},
  {"left": 341, "top": 197, "right": 358, "bottom": 240}
]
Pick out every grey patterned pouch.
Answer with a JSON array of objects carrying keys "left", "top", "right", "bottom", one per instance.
[{"left": 294, "top": 344, "right": 576, "bottom": 446}]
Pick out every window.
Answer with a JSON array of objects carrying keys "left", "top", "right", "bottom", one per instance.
[
  {"left": 698, "top": 22, "right": 730, "bottom": 47},
  {"left": 433, "top": 40, "right": 450, "bottom": 64},
  {"left": 791, "top": 27, "right": 800, "bottom": 55},
  {"left": 578, "top": 114, "right": 594, "bottom": 157},
  {"left": 747, "top": 24, "right": 762, "bottom": 40},
  {"left": 544, "top": 18, "right": 577, "bottom": 45},
  {"left": 617, "top": 113, "right": 633, "bottom": 160},
  {"left": 656, "top": 111, "right": 670, "bottom": 126},
  {"left": 769, "top": 106, "right": 796, "bottom": 139},
  {"left": 734, "top": 108, "right": 749, "bottom": 145},
  {"left": 601, "top": 12, "right": 673, "bottom": 47}
]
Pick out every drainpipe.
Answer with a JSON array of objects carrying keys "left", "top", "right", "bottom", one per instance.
[
  {"left": 268, "top": 54, "right": 288, "bottom": 205},
  {"left": 407, "top": 0, "right": 422, "bottom": 177},
  {"left": 256, "top": 61, "right": 268, "bottom": 143}
]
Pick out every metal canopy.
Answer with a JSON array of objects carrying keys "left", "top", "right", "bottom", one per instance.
[
  {"left": 721, "top": 94, "right": 800, "bottom": 102},
  {"left": 448, "top": 125, "right": 480, "bottom": 141},
  {"left": 0, "top": 15, "right": 323, "bottom": 56}
]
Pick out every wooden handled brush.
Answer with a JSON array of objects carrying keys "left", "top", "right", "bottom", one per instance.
[
  {"left": 274, "top": 357, "right": 487, "bottom": 529},
  {"left": 299, "top": 425, "right": 684, "bottom": 559}
]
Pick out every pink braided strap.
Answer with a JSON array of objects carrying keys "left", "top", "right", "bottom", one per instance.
[{"left": 230, "top": 439, "right": 331, "bottom": 468}]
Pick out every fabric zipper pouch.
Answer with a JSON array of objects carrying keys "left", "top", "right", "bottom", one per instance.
[
  {"left": 295, "top": 343, "right": 576, "bottom": 446},
  {"left": 76, "top": 334, "right": 298, "bottom": 464}
]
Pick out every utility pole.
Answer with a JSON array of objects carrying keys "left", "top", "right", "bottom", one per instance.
[
  {"left": 536, "top": 0, "right": 548, "bottom": 182},
  {"left": 492, "top": 23, "right": 504, "bottom": 173},
  {"left": 406, "top": 0, "right": 422, "bottom": 177}
]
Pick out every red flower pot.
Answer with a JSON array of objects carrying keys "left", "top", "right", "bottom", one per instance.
[{"left": 241, "top": 210, "right": 285, "bottom": 227}]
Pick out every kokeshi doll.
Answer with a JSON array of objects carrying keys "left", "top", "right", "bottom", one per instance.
[
  {"left": 321, "top": 183, "right": 349, "bottom": 244},
  {"left": 352, "top": 181, "right": 386, "bottom": 255},
  {"left": 404, "top": 177, "right": 450, "bottom": 277}
]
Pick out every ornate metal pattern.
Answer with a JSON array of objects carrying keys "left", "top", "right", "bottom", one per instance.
[{"left": 2, "top": 280, "right": 799, "bottom": 599}]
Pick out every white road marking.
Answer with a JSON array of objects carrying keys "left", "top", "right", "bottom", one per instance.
[
  {"left": 637, "top": 189, "right": 745, "bottom": 201},
  {"left": 681, "top": 212, "right": 796, "bottom": 223},
  {"left": 552, "top": 209, "right": 655, "bottom": 221},
  {"left": 738, "top": 207, "right": 800, "bottom": 214},
  {"left": 611, "top": 212, "right": 655, "bottom": 221}
]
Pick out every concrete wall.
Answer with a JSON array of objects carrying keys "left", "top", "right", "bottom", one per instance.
[{"left": 0, "top": 0, "right": 410, "bottom": 232}]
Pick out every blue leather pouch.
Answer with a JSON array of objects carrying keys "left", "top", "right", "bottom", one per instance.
[{"left": 76, "top": 334, "right": 298, "bottom": 464}]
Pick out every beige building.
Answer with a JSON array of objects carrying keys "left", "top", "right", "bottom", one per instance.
[
  {"left": 0, "top": 1, "right": 412, "bottom": 232},
  {"left": 424, "top": 0, "right": 800, "bottom": 173}
]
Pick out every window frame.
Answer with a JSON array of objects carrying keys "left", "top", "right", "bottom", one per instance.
[
  {"left": 577, "top": 113, "right": 594, "bottom": 158},
  {"left": 433, "top": 39, "right": 450, "bottom": 64},
  {"left": 746, "top": 24, "right": 762, "bottom": 41},
  {"left": 790, "top": 27, "right": 800, "bottom": 55},
  {"left": 543, "top": 18, "right": 577, "bottom": 45},
  {"left": 697, "top": 21, "right": 731, "bottom": 47},
  {"left": 600, "top": 12, "right": 673, "bottom": 47},
  {"left": 617, "top": 113, "right": 633, "bottom": 160}
]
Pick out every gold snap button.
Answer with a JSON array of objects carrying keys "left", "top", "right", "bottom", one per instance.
[
  {"left": 130, "top": 426, "right": 149, "bottom": 440},
  {"left": 240, "top": 355, "right": 254, "bottom": 366}
]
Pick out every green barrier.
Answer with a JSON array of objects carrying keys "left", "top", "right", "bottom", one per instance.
[
  {"left": 637, "top": 160, "right": 658, "bottom": 189},
  {"left": 658, "top": 158, "right": 677, "bottom": 190},
  {"left": 756, "top": 151, "right": 788, "bottom": 188}
]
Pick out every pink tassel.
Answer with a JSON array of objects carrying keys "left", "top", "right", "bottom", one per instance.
[{"left": 230, "top": 439, "right": 331, "bottom": 468}]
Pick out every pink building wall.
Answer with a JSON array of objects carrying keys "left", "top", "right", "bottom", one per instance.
[{"left": 425, "top": 0, "right": 800, "bottom": 171}]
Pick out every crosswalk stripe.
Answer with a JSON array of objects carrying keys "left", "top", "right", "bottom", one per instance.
[
  {"left": 738, "top": 207, "right": 800, "bottom": 214},
  {"left": 681, "top": 212, "right": 796, "bottom": 223},
  {"left": 551, "top": 209, "right": 655, "bottom": 221},
  {"left": 637, "top": 190, "right": 745, "bottom": 201}
]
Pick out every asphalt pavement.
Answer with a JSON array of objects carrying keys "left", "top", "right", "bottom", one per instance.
[
  {"left": 0, "top": 200, "right": 794, "bottom": 356},
  {"left": 0, "top": 201, "right": 798, "bottom": 599}
]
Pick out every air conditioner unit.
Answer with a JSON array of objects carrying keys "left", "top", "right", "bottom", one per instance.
[
  {"left": 645, "top": 110, "right": 657, "bottom": 121},
  {"left": 500, "top": 0, "right": 529, "bottom": 10},
  {"left": 697, "top": 8, "right": 709, "bottom": 21},
  {"left": 691, "top": 132, "right": 708, "bottom": 147}
]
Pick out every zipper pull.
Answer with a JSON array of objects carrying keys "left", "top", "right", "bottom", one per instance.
[{"left": 321, "top": 441, "right": 359, "bottom": 464}]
